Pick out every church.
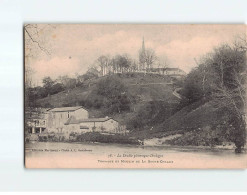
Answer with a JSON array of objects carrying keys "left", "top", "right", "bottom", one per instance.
[{"left": 139, "top": 37, "right": 186, "bottom": 78}]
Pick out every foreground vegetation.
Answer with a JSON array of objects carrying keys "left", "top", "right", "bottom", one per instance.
[{"left": 38, "top": 132, "right": 141, "bottom": 145}]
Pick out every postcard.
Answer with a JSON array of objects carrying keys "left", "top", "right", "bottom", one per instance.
[{"left": 24, "top": 24, "right": 247, "bottom": 168}]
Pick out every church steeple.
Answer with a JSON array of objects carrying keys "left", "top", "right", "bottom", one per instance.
[
  {"left": 142, "top": 37, "right": 145, "bottom": 52},
  {"left": 139, "top": 36, "right": 146, "bottom": 69}
]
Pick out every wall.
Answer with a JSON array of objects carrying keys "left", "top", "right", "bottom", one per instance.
[
  {"left": 74, "top": 108, "right": 89, "bottom": 119},
  {"left": 78, "top": 119, "right": 119, "bottom": 133},
  {"left": 47, "top": 108, "right": 89, "bottom": 133}
]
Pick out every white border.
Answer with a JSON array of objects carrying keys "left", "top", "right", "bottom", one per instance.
[{"left": 0, "top": 0, "right": 247, "bottom": 192}]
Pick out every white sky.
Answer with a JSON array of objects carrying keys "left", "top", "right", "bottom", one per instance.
[{"left": 25, "top": 24, "right": 246, "bottom": 86}]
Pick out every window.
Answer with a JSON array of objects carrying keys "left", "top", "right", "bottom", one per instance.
[{"left": 68, "top": 112, "right": 70, "bottom": 118}]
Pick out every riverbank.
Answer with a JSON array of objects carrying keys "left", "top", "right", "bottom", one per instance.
[
  {"left": 26, "top": 130, "right": 243, "bottom": 152},
  {"left": 143, "top": 134, "right": 242, "bottom": 151},
  {"left": 25, "top": 141, "right": 247, "bottom": 168}
]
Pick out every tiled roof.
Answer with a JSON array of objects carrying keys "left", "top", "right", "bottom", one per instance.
[
  {"left": 65, "top": 116, "right": 116, "bottom": 125},
  {"left": 79, "top": 118, "right": 113, "bottom": 123},
  {"left": 49, "top": 106, "right": 84, "bottom": 112}
]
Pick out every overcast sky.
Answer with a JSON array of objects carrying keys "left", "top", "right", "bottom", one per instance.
[{"left": 25, "top": 24, "right": 246, "bottom": 86}]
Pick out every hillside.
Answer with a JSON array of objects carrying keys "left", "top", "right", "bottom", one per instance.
[
  {"left": 36, "top": 73, "right": 180, "bottom": 125},
  {"left": 131, "top": 99, "right": 231, "bottom": 147},
  {"left": 35, "top": 72, "right": 235, "bottom": 147}
]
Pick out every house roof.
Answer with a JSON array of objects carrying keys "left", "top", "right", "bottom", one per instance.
[
  {"left": 65, "top": 116, "right": 117, "bottom": 125},
  {"left": 49, "top": 106, "right": 85, "bottom": 112}
]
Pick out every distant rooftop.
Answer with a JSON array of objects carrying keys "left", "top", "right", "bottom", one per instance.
[
  {"left": 147, "top": 67, "right": 185, "bottom": 72},
  {"left": 49, "top": 106, "right": 84, "bottom": 112}
]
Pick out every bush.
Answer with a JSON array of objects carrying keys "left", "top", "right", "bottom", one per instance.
[
  {"left": 75, "top": 132, "right": 140, "bottom": 145},
  {"left": 165, "top": 125, "right": 231, "bottom": 147}
]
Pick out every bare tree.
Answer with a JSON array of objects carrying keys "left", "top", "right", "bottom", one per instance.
[
  {"left": 24, "top": 24, "right": 56, "bottom": 109},
  {"left": 24, "top": 24, "right": 56, "bottom": 87},
  {"left": 97, "top": 55, "right": 111, "bottom": 76},
  {"left": 202, "top": 44, "right": 246, "bottom": 152},
  {"left": 145, "top": 48, "right": 157, "bottom": 69}
]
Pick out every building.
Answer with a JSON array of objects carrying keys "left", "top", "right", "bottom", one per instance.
[
  {"left": 64, "top": 116, "right": 124, "bottom": 135},
  {"left": 26, "top": 106, "right": 127, "bottom": 138},
  {"left": 25, "top": 108, "right": 49, "bottom": 134},
  {"left": 26, "top": 115, "right": 47, "bottom": 134},
  {"left": 46, "top": 106, "right": 89, "bottom": 133},
  {"left": 138, "top": 37, "right": 186, "bottom": 78},
  {"left": 146, "top": 67, "right": 186, "bottom": 78}
]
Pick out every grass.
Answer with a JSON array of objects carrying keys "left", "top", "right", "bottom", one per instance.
[{"left": 36, "top": 72, "right": 179, "bottom": 126}]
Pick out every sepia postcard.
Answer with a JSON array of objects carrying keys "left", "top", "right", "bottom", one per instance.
[{"left": 24, "top": 24, "right": 247, "bottom": 168}]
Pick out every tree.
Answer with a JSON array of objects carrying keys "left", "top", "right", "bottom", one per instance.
[
  {"left": 24, "top": 24, "right": 56, "bottom": 109},
  {"left": 114, "top": 55, "right": 130, "bottom": 73},
  {"left": 180, "top": 68, "right": 205, "bottom": 104},
  {"left": 97, "top": 55, "right": 111, "bottom": 76},
  {"left": 207, "top": 45, "right": 246, "bottom": 152},
  {"left": 145, "top": 48, "right": 157, "bottom": 69},
  {"left": 185, "top": 43, "right": 247, "bottom": 152},
  {"left": 158, "top": 55, "right": 170, "bottom": 69},
  {"left": 42, "top": 77, "right": 55, "bottom": 96},
  {"left": 95, "top": 77, "right": 134, "bottom": 114},
  {"left": 76, "top": 67, "right": 99, "bottom": 85},
  {"left": 130, "top": 60, "right": 138, "bottom": 72}
]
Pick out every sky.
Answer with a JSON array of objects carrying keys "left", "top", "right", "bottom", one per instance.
[{"left": 25, "top": 24, "right": 246, "bottom": 86}]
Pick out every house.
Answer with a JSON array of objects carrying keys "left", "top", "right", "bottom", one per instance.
[
  {"left": 25, "top": 108, "right": 49, "bottom": 134},
  {"left": 27, "top": 106, "right": 127, "bottom": 138},
  {"left": 46, "top": 106, "right": 89, "bottom": 133},
  {"left": 64, "top": 116, "right": 125, "bottom": 134},
  {"left": 26, "top": 115, "right": 47, "bottom": 134}
]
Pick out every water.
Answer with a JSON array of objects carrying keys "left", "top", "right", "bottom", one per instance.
[{"left": 25, "top": 142, "right": 247, "bottom": 168}]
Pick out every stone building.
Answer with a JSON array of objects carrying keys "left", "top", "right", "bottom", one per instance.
[
  {"left": 64, "top": 116, "right": 123, "bottom": 134},
  {"left": 46, "top": 106, "right": 89, "bottom": 133}
]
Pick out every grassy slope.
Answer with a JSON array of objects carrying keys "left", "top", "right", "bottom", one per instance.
[
  {"left": 131, "top": 99, "right": 226, "bottom": 139},
  {"left": 36, "top": 73, "right": 179, "bottom": 123},
  {"left": 36, "top": 73, "right": 228, "bottom": 144}
]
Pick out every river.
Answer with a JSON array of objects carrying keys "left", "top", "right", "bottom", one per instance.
[{"left": 25, "top": 141, "right": 247, "bottom": 168}]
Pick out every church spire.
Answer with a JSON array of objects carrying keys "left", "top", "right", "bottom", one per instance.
[
  {"left": 142, "top": 37, "right": 145, "bottom": 52},
  {"left": 139, "top": 37, "right": 146, "bottom": 70}
]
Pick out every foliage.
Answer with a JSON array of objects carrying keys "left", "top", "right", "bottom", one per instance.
[
  {"left": 127, "top": 101, "right": 176, "bottom": 130},
  {"left": 178, "top": 43, "right": 246, "bottom": 150},
  {"left": 42, "top": 77, "right": 55, "bottom": 94},
  {"left": 75, "top": 132, "right": 140, "bottom": 145},
  {"left": 93, "top": 76, "right": 135, "bottom": 114}
]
